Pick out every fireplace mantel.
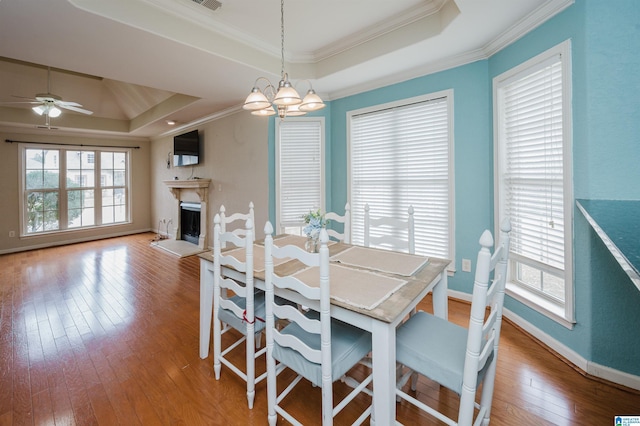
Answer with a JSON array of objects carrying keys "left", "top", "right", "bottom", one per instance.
[
  {"left": 163, "top": 179, "right": 212, "bottom": 249},
  {"left": 163, "top": 179, "right": 211, "bottom": 202}
]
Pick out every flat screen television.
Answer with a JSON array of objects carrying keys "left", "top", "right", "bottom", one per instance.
[{"left": 173, "top": 130, "right": 200, "bottom": 167}]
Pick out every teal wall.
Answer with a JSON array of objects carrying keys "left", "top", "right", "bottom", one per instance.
[{"left": 268, "top": 0, "right": 640, "bottom": 376}]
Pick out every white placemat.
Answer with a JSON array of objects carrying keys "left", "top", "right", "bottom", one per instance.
[
  {"left": 292, "top": 264, "right": 408, "bottom": 310},
  {"left": 330, "top": 245, "right": 428, "bottom": 277}
]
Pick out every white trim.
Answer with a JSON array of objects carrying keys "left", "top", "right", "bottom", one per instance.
[
  {"left": 504, "top": 306, "right": 640, "bottom": 392},
  {"left": 0, "top": 228, "right": 152, "bottom": 255},
  {"left": 346, "top": 90, "right": 455, "bottom": 264},
  {"left": 447, "top": 291, "right": 640, "bottom": 392},
  {"left": 493, "top": 39, "right": 575, "bottom": 324}
]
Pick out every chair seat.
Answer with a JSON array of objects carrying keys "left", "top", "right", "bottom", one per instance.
[
  {"left": 396, "top": 311, "right": 493, "bottom": 395},
  {"left": 218, "top": 291, "right": 267, "bottom": 335},
  {"left": 273, "top": 315, "right": 372, "bottom": 387}
]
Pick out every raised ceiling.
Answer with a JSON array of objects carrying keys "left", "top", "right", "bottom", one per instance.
[{"left": 0, "top": 0, "right": 572, "bottom": 138}]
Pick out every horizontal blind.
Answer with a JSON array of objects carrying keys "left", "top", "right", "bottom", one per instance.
[
  {"left": 501, "top": 58, "right": 565, "bottom": 271},
  {"left": 277, "top": 120, "right": 322, "bottom": 228},
  {"left": 350, "top": 97, "right": 450, "bottom": 258}
]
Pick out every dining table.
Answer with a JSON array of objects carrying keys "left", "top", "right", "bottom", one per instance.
[{"left": 198, "top": 234, "right": 450, "bottom": 424}]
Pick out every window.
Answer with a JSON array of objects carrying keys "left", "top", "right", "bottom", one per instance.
[
  {"left": 276, "top": 118, "right": 325, "bottom": 235},
  {"left": 348, "top": 91, "right": 454, "bottom": 260},
  {"left": 21, "top": 145, "right": 130, "bottom": 236},
  {"left": 494, "top": 40, "right": 574, "bottom": 326}
]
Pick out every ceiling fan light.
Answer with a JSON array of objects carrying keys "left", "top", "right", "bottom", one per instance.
[
  {"left": 299, "top": 89, "right": 326, "bottom": 112},
  {"left": 48, "top": 106, "right": 62, "bottom": 118},
  {"left": 243, "top": 88, "right": 272, "bottom": 111},
  {"left": 273, "top": 80, "right": 301, "bottom": 106},
  {"left": 32, "top": 105, "right": 46, "bottom": 115}
]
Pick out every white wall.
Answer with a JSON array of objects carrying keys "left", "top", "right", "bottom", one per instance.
[{"left": 150, "top": 110, "right": 270, "bottom": 248}]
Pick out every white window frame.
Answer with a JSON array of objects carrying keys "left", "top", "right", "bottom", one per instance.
[
  {"left": 19, "top": 143, "right": 132, "bottom": 237},
  {"left": 347, "top": 91, "right": 455, "bottom": 265},
  {"left": 493, "top": 40, "right": 574, "bottom": 328},
  {"left": 275, "top": 117, "right": 326, "bottom": 235}
]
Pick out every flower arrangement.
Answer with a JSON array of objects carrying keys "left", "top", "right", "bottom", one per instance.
[{"left": 302, "top": 209, "right": 328, "bottom": 239}]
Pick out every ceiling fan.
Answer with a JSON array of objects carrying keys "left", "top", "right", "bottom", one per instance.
[{"left": 2, "top": 66, "right": 93, "bottom": 126}]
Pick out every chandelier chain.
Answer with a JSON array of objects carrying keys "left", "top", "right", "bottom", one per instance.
[{"left": 280, "top": 0, "right": 285, "bottom": 78}]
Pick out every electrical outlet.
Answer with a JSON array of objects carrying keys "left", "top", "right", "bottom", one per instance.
[
  {"left": 9, "top": 230, "right": 15, "bottom": 238},
  {"left": 462, "top": 258, "right": 472, "bottom": 272}
]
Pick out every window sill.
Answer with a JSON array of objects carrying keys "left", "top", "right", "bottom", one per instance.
[
  {"left": 20, "top": 222, "right": 131, "bottom": 239},
  {"left": 506, "top": 282, "right": 575, "bottom": 330}
]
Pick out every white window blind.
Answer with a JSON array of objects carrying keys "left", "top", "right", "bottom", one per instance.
[
  {"left": 276, "top": 119, "right": 324, "bottom": 232},
  {"left": 501, "top": 57, "right": 565, "bottom": 273},
  {"left": 349, "top": 94, "right": 452, "bottom": 259}
]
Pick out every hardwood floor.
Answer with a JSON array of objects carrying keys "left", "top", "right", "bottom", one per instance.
[{"left": 1, "top": 232, "right": 638, "bottom": 425}]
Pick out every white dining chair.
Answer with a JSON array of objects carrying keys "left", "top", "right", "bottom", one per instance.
[
  {"left": 325, "top": 202, "right": 351, "bottom": 243},
  {"left": 394, "top": 219, "right": 511, "bottom": 426},
  {"left": 364, "top": 203, "right": 415, "bottom": 254},
  {"left": 212, "top": 214, "right": 266, "bottom": 409},
  {"left": 219, "top": 202, "right": 255, "bottom": 246},
  {"left": 263, "top": 222, "right": 373, "bottom": 425}
]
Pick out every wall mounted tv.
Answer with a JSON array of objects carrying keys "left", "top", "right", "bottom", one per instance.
[{"left": 173, "top": 130, "right": 200, "bottom": 167}]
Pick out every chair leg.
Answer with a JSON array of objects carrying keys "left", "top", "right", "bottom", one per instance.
[{"left": 213, "top": 317, "right": 222, "bottom": 380}]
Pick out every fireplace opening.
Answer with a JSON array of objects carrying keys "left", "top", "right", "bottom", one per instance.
[{"left": 180, "top": 202, "right": 201, "bottom": 245}]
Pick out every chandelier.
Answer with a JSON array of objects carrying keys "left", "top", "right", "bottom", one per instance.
[{"left": 242, "top": 0, "right": 325, "bottom": 118}]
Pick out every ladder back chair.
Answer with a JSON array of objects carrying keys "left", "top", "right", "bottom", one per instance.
[
  {"left": 212, "top": 214, "right": 266, "bottom": 409},
  {"left": 364, "top": 203, "right": 415, "bottom": 254},
  {"left": 324, "top": 202, "right": 351, "bottom": 244},
  {"left": 394, "top": 219, "right": 511, "bottom": 426},
  {"left": 264, "top": 222, "right": 373, "bottom": 425},
  {"left": 219, "top": 202, "right": 255, "bottom": 246}
]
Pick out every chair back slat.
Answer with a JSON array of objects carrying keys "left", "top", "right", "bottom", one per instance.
[
  {"left": 219, "top": 202, "right": 255, "bottom": 245},
  {"left": 219, "top": 276, "right": 247, "bottom": 297},
  {"left": 364, "top": 203, "right": 415, "bottom": 254},
  {"left": 325, "top": 203, "right": 351, "bottom": 243},
  {"left": 273, "top": 331, "right": 322, "bottom": 364},
  {"left": 272, "top": 303, "right": 322, "bottom": 335}
]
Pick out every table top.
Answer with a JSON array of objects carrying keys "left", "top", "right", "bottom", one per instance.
[
  {"left": 577, "top": 199, "right": 640, "bottom": 291},
  {"left": 198, "top": 236, "right": 450, "bottom": 324}
]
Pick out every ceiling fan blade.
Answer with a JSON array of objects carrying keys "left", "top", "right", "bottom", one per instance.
[
  {"left": 11, "top": 94, "right": 38, "bottom": 101},
  {"left": 0, "top": 100, "right": 40, "bottom": 105},
  {"left": 56, "top": 100, "right": 82, "bottom": 107},
  {"left": 59, "top": 104, "right": 93, "bottom": 115}
]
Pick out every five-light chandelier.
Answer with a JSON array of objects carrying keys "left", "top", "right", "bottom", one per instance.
[{"left": 242, "top": 0, "right": 325, "bottom": 118}]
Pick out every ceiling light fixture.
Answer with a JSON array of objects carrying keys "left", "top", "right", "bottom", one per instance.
[
  {"left": 32, "top": 103, "right": 62, "bottom": 118},
  {"left": 242, "top": 0, "right": 325, "bottom": 119}
]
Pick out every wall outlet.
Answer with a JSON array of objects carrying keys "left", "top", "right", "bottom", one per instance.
[
  {"left": 9, "top": 231, "right": 15, "bottom": 238},
  {"left": 461, "top": 258, "right": 472, "bottom": 272}
]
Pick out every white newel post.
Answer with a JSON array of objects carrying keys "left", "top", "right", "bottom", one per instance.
[{"left": 163, "top": 179, "right": 211, "bottom": 250}]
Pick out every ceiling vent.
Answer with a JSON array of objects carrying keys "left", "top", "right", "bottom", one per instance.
[{"left": 191, "top": 0, "right": 222, "bottom": 12}]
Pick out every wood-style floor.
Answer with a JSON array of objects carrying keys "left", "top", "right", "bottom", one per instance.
[{"left": 1, "top": 233, "right": 638, "bottom": 425}]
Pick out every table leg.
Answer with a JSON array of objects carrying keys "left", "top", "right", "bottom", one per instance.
[
  {"left": 371, "top": 320, "right": 395, "bottom": 425},
  {"left": 432, "top": 270, "right": 448, "bottom": 320},
  {"left": 199, "top": 259, "right": 214, "bottom": 359}
]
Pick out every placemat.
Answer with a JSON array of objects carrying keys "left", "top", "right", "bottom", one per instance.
[
  {"left": 292, "top": 264, "right": 408, "bottom": 310},
  {"left": 330, "top": 246, "right": 428, "bottom": 277}
]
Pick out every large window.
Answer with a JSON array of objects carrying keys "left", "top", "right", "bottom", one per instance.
[
  {"left": 348, "top": 91, "right": 454, "bottom": 261},
  {"left": 494, "top": 40, "right": 574, "bottom": 326},
  {"left": 21, "top": 145, "right": 130, "bottom": 236},
  {"left": 276, "top": 118, "right": 325, "bottom": 235}
]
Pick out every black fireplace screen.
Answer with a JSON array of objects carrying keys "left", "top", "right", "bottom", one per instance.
[{"left": 180, "top": 203, "right": 201, "bottom": 245}]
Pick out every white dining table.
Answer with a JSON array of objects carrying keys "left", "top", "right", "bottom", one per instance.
[{"left": 198, "top": 236, "right": 450, "bottom": 424}]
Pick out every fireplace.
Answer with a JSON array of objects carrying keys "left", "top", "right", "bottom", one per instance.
[
  {"left": 180, "top": 202, "right": 201, "bottom": 245},
  {"left": 163, "top": 179, "right": 211, "bottom": 250}
]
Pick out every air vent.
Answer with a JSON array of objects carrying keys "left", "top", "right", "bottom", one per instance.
[{"left": 191, "top": 0, "right": 222, "bottom": 12}]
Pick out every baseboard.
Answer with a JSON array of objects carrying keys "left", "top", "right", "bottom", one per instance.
[
  {"left": 447, "top": 290, "right": 640, "bottom": 392},
  {"left": 0, "top": 228, "right": 153, "bottom": 255}
]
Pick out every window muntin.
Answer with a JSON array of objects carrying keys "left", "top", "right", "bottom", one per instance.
[
  {"left": 494, "top": 40, "right": 574, "bottom": 325},
  {"left": 348, "top": 92, "right": 454, "bottom": 260},
  {"left": 21, "top": 145, "right": 130, "bottom": 236}
]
